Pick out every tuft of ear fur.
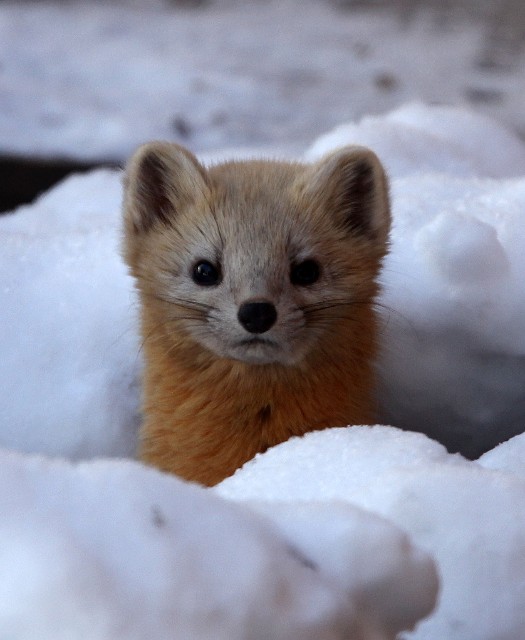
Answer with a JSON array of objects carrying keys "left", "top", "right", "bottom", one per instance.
[
  {"left": 307, "top": 146, "right": 390, "bottom": 244},
  {"left": 123, "top": 141, "right": 209, "bottom": 236}
]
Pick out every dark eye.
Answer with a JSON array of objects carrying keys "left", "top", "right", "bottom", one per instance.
[
  {"left": 192, "top": 260, "right": 221, "bottom": 286},
  {"left": 290, "top": 259, "right": 320, "bottom": 286}
]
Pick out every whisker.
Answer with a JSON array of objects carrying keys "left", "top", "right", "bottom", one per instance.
[
  {"left": 300, "top": 297, "right": 415, "bottom": 337},
  {"left": 137, "top": 313, "right": 206, "bottom": 353},
  {"left": 301, "top": 297, "right": 409, "bottom": 325},
  {"left": 139, "top": 291, "right": 215, "bottom": 313}
]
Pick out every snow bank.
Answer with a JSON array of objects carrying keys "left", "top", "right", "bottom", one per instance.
[
  {"left": 478, "top": 431, "right": 525, "bottom": 479},
  {"left": 0, "top": 449, "right": 436, "bottom": 640},
  {"left": 246, "top": 500, "right": 438, "bottom": 636},
  {"left": 377, "top": 171, "right": 525, "bottom": 456},
  {"left": 305, "top": 103, "right": 525, "bottom": 179},
  {"left": 0, "top": 170, "right": 140, "bottom": 459},
  {"left": 217, "top": 425, "right": 525, "bottom": 640},
  {"left": 306, "top": 103, "right": 525, "bottom": 457}
]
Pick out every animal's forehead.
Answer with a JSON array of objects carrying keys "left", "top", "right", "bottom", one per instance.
[
  {"left": 207, "top": 158, "right": 303, "bottom": 188},
  {"left": 206, "top": 160, "right": 316, "bottom": 236},
  {"left": 209, "top": 160, "right": 299, "bottom": 205}
]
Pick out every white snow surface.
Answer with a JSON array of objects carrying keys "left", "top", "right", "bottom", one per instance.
[
  {"left": 308, "top": 102, "right": 525, "bottom": 457},
  {"left": 2, "top": 103, "right": 525, "bottom": 637},
  {"left": 0, "top": 169, "right": 141, "bottom": 459},
  {"left": 0, "top": 448, "right": 438, "bottom": 640},
  {"left": 2, "top": 0, "right": 525, "bottom": 160},
  {"left": 217, "top": 425, "right": 525, "bottom": 640}
]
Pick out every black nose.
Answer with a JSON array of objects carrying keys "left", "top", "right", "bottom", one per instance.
[{"left": 237, "top": 302, "right": 277, "bottom": 334}]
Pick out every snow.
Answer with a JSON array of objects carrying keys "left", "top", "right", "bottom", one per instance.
[
  {"left": 305, "top": 103, "right": 525, "bottom": 457},
  {"left": 478, "top": 431, "right": 525, "bottom": 479},
  {"left": 247, "top": 500, "right": 438, "bottom": 637},
  {"left": 3, "top": 102, "right": 525, "bottom": 637},
  {"left": 2, "top": 1, "right": 525, "bottom": 160},
  {"left": 0, "top": 170, "right": 140, "bottom": 459},
  {"left": 305, "top": 103, "right": 525, "bottom": 179},
  {"left": 376, "top": 166, "right": 525, "bottom": 456},
  {"left": 217, "top": 426, "right": 525, "bottom": 640},
  {"left": 4, "top": 450, "right": 404, "bottom": 640}
]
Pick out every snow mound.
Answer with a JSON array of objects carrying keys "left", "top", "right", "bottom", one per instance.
[
  {"left": 378, "top": 172, "right": 525, "bottom": 456},
  {"left": 217, "top": 425, "right": 525, "bottom": 640},
  {"left": 0, "top": 449, "right": 436, "bottom": 640},
  {"left": 477, "top": 431, "right": 525, "bottom": 479},
  {"left": 305, "top": 103, "right": 525, "bottom": 179},
  {"left": 247, "top": 500, "right": 438, "bottom": 637},
  {"left": 0, "top": 170, "right": 140, "bottom": 459},
  {"left": 305, "top": 103, "right": 525, "bottom": 457}
]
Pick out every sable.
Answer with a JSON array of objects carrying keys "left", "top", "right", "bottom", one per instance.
[{"left": 123, "top": 142, "right": 390, "bottom": 486}]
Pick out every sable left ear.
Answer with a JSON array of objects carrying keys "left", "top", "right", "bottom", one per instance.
[
  {"left": 309, "top": 146, "right": 390, "bottom": 243},
  {"left": 123, "top": 141, "right": 209, "bottom": 236}
]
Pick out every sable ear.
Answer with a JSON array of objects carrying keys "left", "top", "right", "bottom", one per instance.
[
  {"left": 123, "top": 142, "right": 209, "bottom": 235},
  {"left": 309, "top": 146, "right": 390, "bottom": 243}
]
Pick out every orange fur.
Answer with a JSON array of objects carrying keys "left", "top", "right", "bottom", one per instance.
[{"left": 123, "top": 143, "right": 390, "bottom": 486}]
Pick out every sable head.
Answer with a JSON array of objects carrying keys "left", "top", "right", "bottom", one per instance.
[{"left": 123, "top": 142, "right": 390, "bottom": 366}]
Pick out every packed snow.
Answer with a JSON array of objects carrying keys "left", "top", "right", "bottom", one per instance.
[
  {"left": 2, "top": 103, "right": 525, "bottom": 637},
  {"left": 0, "top": 449, "right": 437, "bottom": 640},
  {"left": 0, "top": 169, "right": 140, "bottom": 459},
  {"left": 217, "top": 425, "right": 525, "bottom": 640},
  {"left": 309, "top": 103, "right": 525, "bottom": 457}
]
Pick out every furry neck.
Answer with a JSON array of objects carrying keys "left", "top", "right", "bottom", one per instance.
[{"left": 139, "top": 306, "right": 377, "bottom": 485}]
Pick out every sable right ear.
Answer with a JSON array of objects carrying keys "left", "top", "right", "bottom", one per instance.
[
  {"left": 123, "top": 142, "right": 209, "bottom": 235},
  {"left": 306, "top": 146, "right": 390, "bottom": 245}
]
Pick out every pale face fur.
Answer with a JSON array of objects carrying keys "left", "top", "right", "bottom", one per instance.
[{"left": 123, "top": 143, "right": 390, "bottom": 368}]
